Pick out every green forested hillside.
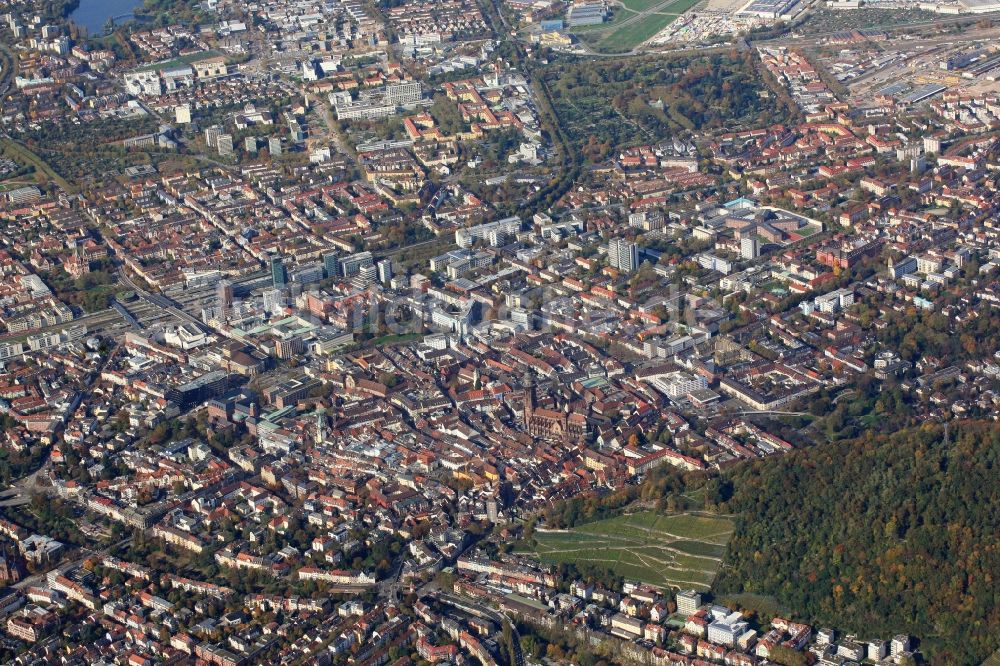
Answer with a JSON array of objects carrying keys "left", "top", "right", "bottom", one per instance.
[{"left": 716, "top": 422, "right": 1000, "bottom": 665}]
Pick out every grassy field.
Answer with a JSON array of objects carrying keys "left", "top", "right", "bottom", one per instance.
[
  {"left": 0, "top": 179, "right": 37, "bottom": 192},
  {"left": 581, "top": 0, "right": 702, "bottom": 52},
  {"left": 570, "top": 7, "right": 638, "bottom": 33},
  {"left": 597, "top": 13, "right": 680, "bottom": 52},
  {"left": 619, "top": 0, "right": 668, "bottom": 12},
  {"left": 0, "top": 138, "right": 75, "bottom": 193},
  {"left": 716, "top": 593, "right": 788, "bottom": 619},
  {"left": 528, "top": 511, "right": 733, "bottom": 591}
]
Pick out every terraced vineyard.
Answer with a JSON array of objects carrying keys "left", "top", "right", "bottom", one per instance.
[{"left": 529, "top": 511, "right": 733, "bottom": 591}]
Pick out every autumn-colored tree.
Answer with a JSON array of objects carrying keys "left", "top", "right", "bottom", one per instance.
[{"left": 768, "top": 646, "right": 808, "bottom": 666}]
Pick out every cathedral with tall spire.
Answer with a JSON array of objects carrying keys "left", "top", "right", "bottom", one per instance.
[{"left": 522, "top": 377, "right": 588, "bottom": 443}]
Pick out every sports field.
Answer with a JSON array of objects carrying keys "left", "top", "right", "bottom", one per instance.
[{"left": 529, "top": 511, "right": 733, "bottom": 591}]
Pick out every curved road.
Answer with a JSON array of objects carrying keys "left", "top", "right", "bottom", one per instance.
[{"left": 116, "top": 269, "right": 215, "bottom": 334}]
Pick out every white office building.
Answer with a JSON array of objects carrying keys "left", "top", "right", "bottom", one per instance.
[
  {"left": 813, "top": 288, "right": 855, "bottom": 314},
  {"left": 608, "top": 238, "right": 639, "bottom": 272},
  {"left": 676, "top": 590, "right": 702, "bottom": 616},
  {"left": 706, "top": 609, "right": 749, "bottom": 647},
  {"left": 456, "top": 217, "right": 521, "bottom": 248},
  {"left": 651, "top": 371, "right": 707, "bottom": 399}
]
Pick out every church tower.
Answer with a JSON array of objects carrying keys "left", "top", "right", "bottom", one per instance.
[
  {"left": 523, "top": 375, "right": 535, "bottom": 425},
  {"left": 315, "top": 406, "right": 326, "bottom": 444}
]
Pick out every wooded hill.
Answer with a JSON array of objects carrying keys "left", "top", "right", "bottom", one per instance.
[{"left": 715, "top": 421, "right": 999, "bottom": 665}]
